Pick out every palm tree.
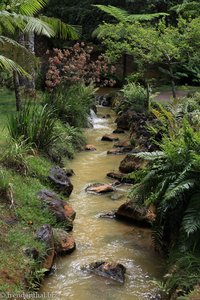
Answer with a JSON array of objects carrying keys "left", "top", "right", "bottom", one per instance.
[{"left": 0, "top": 0, "right": 78, "bottom": 110}]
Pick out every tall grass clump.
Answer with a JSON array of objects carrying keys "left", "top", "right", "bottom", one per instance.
[
  {"left": 45, "top": 83, "right": 97, "bottom": 127},
  {"left": 121, "top": 82, "right": 147, "bottom": 112},
  {"left": 8, "top": 102, "right": 58, "bottom": 151}
]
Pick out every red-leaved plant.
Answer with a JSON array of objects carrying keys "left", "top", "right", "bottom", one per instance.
[{"left": 45, "top": 42, "right": 116, "bottom": 91}]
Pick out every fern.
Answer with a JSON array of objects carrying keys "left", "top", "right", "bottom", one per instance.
[{"left": 182, "top": 193, "right": 200, "bottom": 236}]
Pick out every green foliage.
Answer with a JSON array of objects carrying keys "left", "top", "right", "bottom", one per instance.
[
  {"left": 1, "top": 138, "right": 33, "bottom": 175},
  {"left": 8, "top": 102, "right": 58, "bottom": 151},
  {"left": 165, "top": 251, "right": 200, "bottom": 297},
  {"left": 47, "top": 121, "right": 86, "bottom": 162},
  {"left": 121, "top": 82, "right": 147, "bottom": 112},
  {"left": 45, "top": 83, "right": 97, "bottom": 127},
  {"left": 130, "top": 122, "right": 200, "bottom": 253}
]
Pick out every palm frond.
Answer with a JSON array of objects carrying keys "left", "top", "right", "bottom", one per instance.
[
  {"left": 0, "top": 54, "right": 30, "bottom": 76},
  {"left": 19, "top": 0, "right": 48, "bottom": 16},
  {"left": 39, "top": 16, "right": 78, "bottom": 40},
  {"left": 23, "top": 16, "right": 54, "bottom": 37}
]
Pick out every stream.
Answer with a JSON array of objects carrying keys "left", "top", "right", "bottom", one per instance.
[{"left": 40, "top": 106, "right": 164, "bottom": 300}]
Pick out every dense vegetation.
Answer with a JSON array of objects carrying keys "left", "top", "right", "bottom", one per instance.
[{"left": 0, "top": 0, "right": 200, "bottom": 299}]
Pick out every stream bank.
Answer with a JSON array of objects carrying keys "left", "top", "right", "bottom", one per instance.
[{"left": 40, "top": 106, "right": 164, "bottom": 300}]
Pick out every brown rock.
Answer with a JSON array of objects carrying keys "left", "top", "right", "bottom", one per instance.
[
  {"left": 107, "top": 172, "right": 124, "bottom": 181},
  {"left": 115, "top": 110, "right": 136, "bottom": 130},
  {"left": 114, "top": 141, "right": 130, "bottom": 148},
  {"left": 116, "top": 201, "right": 155, "bottom": 226},
  {"left": 49, "top": 166, "right": 73, "bottom": 197},
  {"left": 101, "top": 134, "right": 119, "bottom": 142},
  {"left": 85, "top": 183, "right": 114, "bottom": 194},
  {"left": 53, "top": 228, "right": 76, "bottom": 255},
  {"left": 107, "top": 146, "right": 134, "bottom": 155},
  {"left": 113, "top": 128, "right": 125, "bottom": 134},
  {"left": 85, "top": 261, "right": 126, "bottom": 283},
  {"left": 85, "top": 144, "right": 97, "bottom": 151},
  {"left": 107, "top": 172, "right": 135, "bottom": 184},
  {"left": 98, "top": 211, "right": 116, "bottom": 219},
  {"left": 119, "top": 155, "right": 142, "bottom": 173},
  {"left": 38, "top": 190, "right": 75, "bottom": 231}
]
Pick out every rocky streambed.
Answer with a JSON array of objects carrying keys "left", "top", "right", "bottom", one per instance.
[{"left": 40, "top": 106, "right": 164, "bottom": 300}]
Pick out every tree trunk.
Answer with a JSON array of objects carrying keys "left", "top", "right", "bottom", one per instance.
[
  {"left": 122, "top": 53, "right": 127, "bottom": 80},
  {"left": 169, "top": 64, "right": 176, "bottom": 99},
  {"left": 13, "top": 71, "right": 21, "bottom": 111},
  {"left": 25, "top": 32, "right": 35, "bottom": 95},
  {"left": 146, "top": 81, "right": 150, "bottom": 111}
]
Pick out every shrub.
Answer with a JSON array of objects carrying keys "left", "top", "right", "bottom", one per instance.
[
  {"left": 47, "top": 121, "right": 86, "bottom": 163},
  {"left": 45, "top": 83, "right": 97, "bottom": 127},
  {"left": 8, "top": 102, "right": 58, "bottom": 151},
  {"left": 130, "top": 121, "right": 200, "bottom": 254},
  {"left": 121, "top": 83, "right": 147, "bottom": 112},
  {"left": 45, "top": 43, "right": 116, "bottom": 91},
  {"left": 2, "top": 138, "right": 33, "bottom": 175}
]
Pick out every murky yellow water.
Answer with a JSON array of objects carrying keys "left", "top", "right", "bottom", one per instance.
[{"left": 41, "top": 107, "right": 164, "bottom": 300}]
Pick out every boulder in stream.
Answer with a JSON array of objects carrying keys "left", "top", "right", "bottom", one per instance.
[
  {"left": 106, "top": 172, "right": 135, "bottom": 184},
  {"left": 119, "top": 155, "right": 143, "bottom": 174},
  {"left": 107, "top": 147, "right": 134, "bottom": 155},
  {"left": 84, "top": 261, "right": 126, "bottom": 283},
  {"left": 116, "top": 201, "right": 156, "bottom": 226},
  {"left": 98, "top": 211, "right": 116, "bottom": 219},
  {"left": 85, "top": 183, "right": 114, "bottom": 194},
  {"left": 85, "top": 144, "right": 97, "bottom": 151},
  {"left": 53, "top": 228, "right": 76, "bottom": 255},
  {"left": 38, "top": 190, "right": 75, "bottom": 230},
  {"left": 115, "top": 110, "right": 136, "bottom": 130},
  {"left": 49, "top": 166, "right": 73, "bottom": 197},
  {"left": 101, "top": 134, "right": 119, "bottom": 142},
  {"left": 113, "top": 128, "right": 125, "bottom": 134}
]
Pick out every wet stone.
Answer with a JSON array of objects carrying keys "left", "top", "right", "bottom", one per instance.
[
  {"left": 98, "top": 211, "right": 116, "bottom": 219},
  {"left": 85, "top": 183, "right": 114, "bottom": 194},
  {"left": 49, "top": 166, "right": 73, "bottom": 197},
  {"left": 101, "top": 134, "right": 119, "bottom": 142},
  {"left": 84, "top": 261, "right": 126, "bottom": 283}
]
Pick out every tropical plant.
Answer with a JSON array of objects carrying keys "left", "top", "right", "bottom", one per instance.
[
  {"left": 121, "top": 82, "right": 147, "bottom": 112},
  {"left": 8, "top": 102, "right": 58, "bottom": 150},
  {"left": 0, "top": 0, "right": 78, "bottom": 110},
  {"left": 45, "top": 83, "right": 97, "bottom": 127},
  {"left": 129, "top": 121, "right": 200, "bottom": 254}
]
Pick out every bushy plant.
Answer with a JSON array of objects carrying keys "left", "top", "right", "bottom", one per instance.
[
  {"left": 2, "top": 138, "right": 33, "bottom": 175},
  {"left": 130, "top": 121, "right": 200, "bottom": 254},
  {"left": 121, "top": 82, "right": 147, "bottom": 112},
  {"left": 45, "top": 83, "right": 97, "bottom": 127},
  {"left": 8, "top": 102, "right": 58, "bottom": 151},
  {"left": 47, "top": 121, "right": 86, "bottom": 163},
  {"left": 45, "top": 42, "right": 116, "bottom": 91}
]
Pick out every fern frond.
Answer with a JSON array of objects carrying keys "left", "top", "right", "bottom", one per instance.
[
  {"left": 126, "top": 13, "right": 168, "bottom": 22},
  {"left": 94, "top": 5, "right": 128, "bottom": 23},
  {"left": 135, "top": 151, "right": 165, "bottom": 160},
  {"left": 182, "top": 193, "right": 200, "bottom": 236}
]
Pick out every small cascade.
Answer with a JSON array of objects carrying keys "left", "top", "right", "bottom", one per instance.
[
  {"left": 95, "top": 95, "right": 110, "bottom": 106},
  {"left": 88, "top": 109, "right": 108, "bottom": 129}
]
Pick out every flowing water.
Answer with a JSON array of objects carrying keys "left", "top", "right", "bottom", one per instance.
[{"left": 41, "top": 107, "right": 164, "bottom": 300}]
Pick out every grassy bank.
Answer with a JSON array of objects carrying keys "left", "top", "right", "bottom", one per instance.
[{"left": 0, "top": 88, "right": 87, "bottom": 294}]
